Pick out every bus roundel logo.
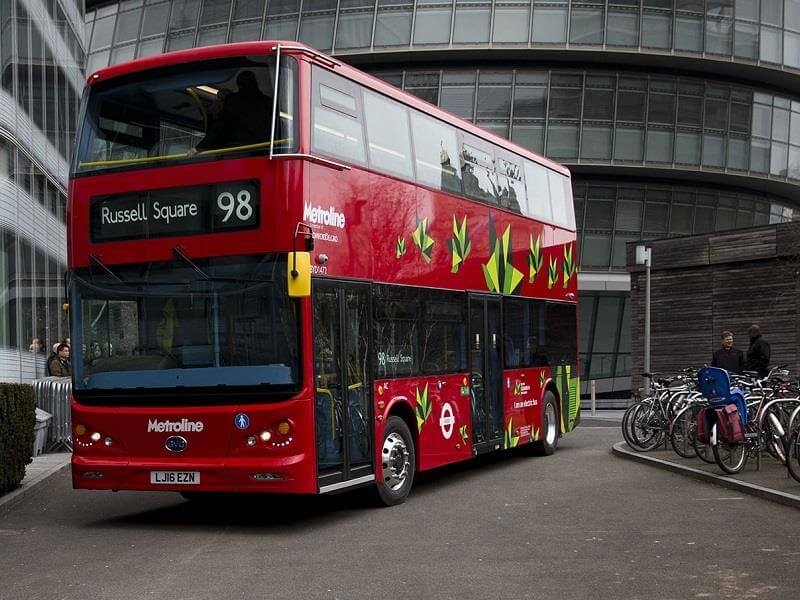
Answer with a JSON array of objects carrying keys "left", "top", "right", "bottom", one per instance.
[
  {"left": 439, "top": 403, "right": 455, "bottom": 440},
  {"left": 235, "top": 413, "right": 250, "bottom": 430}
]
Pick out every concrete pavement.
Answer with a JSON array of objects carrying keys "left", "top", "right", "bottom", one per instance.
[{"left": 0, "top": 452, "right": 71, "bottom": 513}]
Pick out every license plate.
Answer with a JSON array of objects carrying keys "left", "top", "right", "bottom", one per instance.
[{"left": 150, "top": 471, "right": 200, "bottom": 485}]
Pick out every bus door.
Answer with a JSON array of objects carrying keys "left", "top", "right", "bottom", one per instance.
[
  {"left": 469, "top": 294, "right": 504, "bottom": 452},
  {"left": 313, "top": 281, "right": 374, "bottom": 492}
]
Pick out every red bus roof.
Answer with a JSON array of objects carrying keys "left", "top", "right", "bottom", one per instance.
[{"left": 85, "top": 41, "right": 570, "bottom": 178}]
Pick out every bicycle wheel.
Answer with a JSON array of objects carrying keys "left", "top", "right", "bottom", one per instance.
[
  {"left": 762, "top": 405, "right": 790, "bottom": 465},
  {"left": 712, "top": 438, "right": 748, "bottom": 474},
  {"left": 691, "top": 408, "right": 716, "bottom": 463},
  {"left": 786, "top": 427, "right": 800, "bottom": 484},
  {"left": 669, "top": 405, "right": 697, "bottom": 458},
  {"left": 630, "top": 402, "right": 664, "bottom": 451},
  {"left": 621, "top": 403, "right": 640, "bottom": 450}
]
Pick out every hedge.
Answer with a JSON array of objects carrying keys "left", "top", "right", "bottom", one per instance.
[{"left": 0, "top": 383, "right": 35, "bottom": 494}]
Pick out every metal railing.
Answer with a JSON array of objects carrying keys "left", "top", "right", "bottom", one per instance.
[{"left": 31, "top": 376, "right": 72, "bottom": 452}]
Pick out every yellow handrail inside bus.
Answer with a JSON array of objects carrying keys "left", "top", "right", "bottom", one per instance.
[{"left": 77, "top": 139, "right": 288, "bottom": 169}]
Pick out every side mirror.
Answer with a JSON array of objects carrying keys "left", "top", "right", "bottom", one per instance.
[
  {"left": 305, "top": 236, "right": 314, "bottom": 251},
  {"left": 287, "top": 251, "right": 311, "bottom": 297}
]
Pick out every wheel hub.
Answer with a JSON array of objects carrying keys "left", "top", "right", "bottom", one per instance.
[
  {"left": 381, "top": 432, "right": 409, "bottom": 490},
  {"left": 544, "top": 402, "right": 557, "bottom": 445}
]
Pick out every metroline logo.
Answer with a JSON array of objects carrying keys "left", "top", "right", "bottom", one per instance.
[
  {"left": 147, "top": 419, "right": 204, "bottom": 433},
  {"left": 303, "top": 201, "right": 346, "bottom": 229}
]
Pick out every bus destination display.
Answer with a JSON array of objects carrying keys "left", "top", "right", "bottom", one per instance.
[{"left": 90, "top": 180, "right": 259, "bottom": 242}]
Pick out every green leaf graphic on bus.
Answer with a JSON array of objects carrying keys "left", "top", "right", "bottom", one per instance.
[
  {"left": 554, "top": 365, "right": 580, "bottom": 432},
  {"left": 528, "top": 234, "right": 542, "bottom": 284},
  {"left": 547, "top": 256, "right": 558, "bottom": 289},
  {"left": 459, "top": 424, "right": 468, "bottom": 445},
  {"left": 415, "top": 384, "right": 432, "bottom": 431},
  {"left": 447, "top": 215, "right": 472, "bottom": 273},
  {"left": 562, "top": 243, "right": 576, "bottom": 288},
  {"left": 396, "top": 236, "right": 406, "bottom": 259},
  {"left": 412, "top": 216, "right": 434, "bottom": 263},
  {"left": 482, "top": 217, "right": 523, "bottom": 294},
  {"left": 503, "top": 418, "right": 519, "bottom": 449}
]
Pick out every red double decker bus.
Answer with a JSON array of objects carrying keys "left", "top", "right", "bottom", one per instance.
[{"left": 68, "top": 42, "right": 579, "bottom": 505}]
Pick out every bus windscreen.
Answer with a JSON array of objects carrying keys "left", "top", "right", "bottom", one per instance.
[
  {"left": 73, "top": 55, "right": 297, "bottom": 174},
  {"left": 71, "top": 254, "right": 300, "bottom": 394}
]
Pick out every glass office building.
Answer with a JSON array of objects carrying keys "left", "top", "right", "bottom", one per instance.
[
  {"left": 84, "top": 0, "right": 798, "bottom": 395},
  {"left": 0, "top": 1, "right": 83, "bottom": 382}
]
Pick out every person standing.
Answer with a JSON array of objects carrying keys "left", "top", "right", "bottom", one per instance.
[
  {"left": 47, "top": 343, "right": 71, "bottom": 377},
  {"left": 711, "top": 330, "right": 745, "bottom": 374},
  {"left": 745, "top": 324, "right": 771, "bottom": 378}
]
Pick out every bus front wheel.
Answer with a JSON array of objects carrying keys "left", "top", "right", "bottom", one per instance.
[
  {"left": 531, "top": 391, "right": 559, "bottom": 456},
  {"left": 375, "top": 415, "right": 415, "bottom": 506}
]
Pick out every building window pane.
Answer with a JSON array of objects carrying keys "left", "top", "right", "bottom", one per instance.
[
  {"left": 607, "top": 9, "right": 638, "bottom": 45},
  {"left": 375, "top": 5, "right": 412, "bottom": 46},
  {"left": 581, "top": 234, "right": 611, "bottom": 268},
  {"left": 532, "top": 6, "right": 567, "bottom": 43},
  {"left": 336, "top": 11, "right": 374, "bottom": 49},
  {"left": 170, "top": 0, "right": 201, "bottom": 29},
  {"left": 569, "top": 7, "right": 604, "bottom": 44},
  {"left": 115, "top": 9, "right": 142, "bottom": 43},
  {"left": 727, "top": 136, "right": 748, "bottom": 169},
  {"left": 492, "top": 5, "right": 531, "bottom": 42},
  {"left": 670, "top": 203, "right": 693, "bottom": 233},
  {"left": 675, "top": 15, "right": 703, "bottom": 51},
  {"left": 453, "top": 5, "right": 490, "bottom": 43},
  {"left": 702, "top": 133, "right": 725, "bottom": 167},
  {"left": 581, "top": 125, "right": 612, "bottom": 159},
  {"left": 142, "top": 3, "right": 170, "bottom": 37},
  {"left": 771, "top": 141, "right": 788, "bottom": 175},
  {"left": 614, "top": 127, "right": 644, "bottom": 161},
  {"left": 642, "top": 11, "right": 671, "bottom": 47},
  {"left": 546, "top": 123, "right": 579, "bottom": 158},
  {"left": 734, "top": 21, "right": 758, "bottom": 58},
  {"left": 413, "top": 6, "right": 453, "bottom": 44},
  {"left": 299, "top": 12, "right": 335, "bottom": 50},
  {"left": 646, "top": 129, "right": 673, "bottom": 162},
  {"left": 676, "top": 131, "right": 701, "bottom": 163},
  {"left": 760, "top": 26, "right": 782, "bottom": 62},
  {"left": 750, "top": 137, "right": 770, "bottom": 172}
]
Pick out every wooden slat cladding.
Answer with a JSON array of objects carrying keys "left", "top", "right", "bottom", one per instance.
[{"left": 628, "top": 221, "right": 800, "bottom": 394}]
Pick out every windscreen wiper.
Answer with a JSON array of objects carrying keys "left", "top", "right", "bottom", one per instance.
[
  {"left": 90, "top": 254, "right": 123, "bottom": 282},
  {"left": 172, "top": 246, "right": 210, "bottom": 280}
]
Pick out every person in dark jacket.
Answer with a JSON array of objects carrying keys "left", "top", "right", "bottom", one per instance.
[
  {"left": 745, "top": 324, "right": 771, "bottom": 378},
  {"left": 47, "top": 343, "right": 71, "bottom": 377},
  {"left": 711, "top": 330, "right": 745, "bottom": 374}
]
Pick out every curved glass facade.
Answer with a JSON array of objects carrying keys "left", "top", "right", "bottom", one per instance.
[
  {"left": 377, "top": 68, "right": 800, "bottom": 183},
  {"left": 86, "top": 0, "right": 800, "bottom": 72},
  {"left": 0, "top": 0, "right": 80, "bottom": 383},
  {"left": 83, "top": 0, "right": 800, "bottom": 395}
]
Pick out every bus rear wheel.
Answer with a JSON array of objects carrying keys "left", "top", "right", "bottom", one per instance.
[
  {"left": 375, "top": 416, "right": 415, "bottom": 506},
  {"left": 531, "top": 391, "right": 559, "bottom": 456}
]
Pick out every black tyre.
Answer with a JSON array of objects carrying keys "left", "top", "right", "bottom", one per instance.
[
  {"left": 787, "top": 427, "right": 800, "bottom": 484},
  {"left": 712, "top": 439, "right": 748, "bottom": 474},
  {"left": 375, "top": 415, "right": 415, "bottom": 506},
  {"left": 669, "top": 406, "right": 697, "bottom": 458},
  {"left": 624, "top": 401, "right": 663, "bottom": 451},
  {"left": 532, "top": 391, "right": 559, "bottom": 455}
]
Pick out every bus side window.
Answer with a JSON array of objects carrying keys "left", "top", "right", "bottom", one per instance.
[
  {"left": 311, "top": 66, "right": 366, "bottom": 165},
  {"left": 410, "top": 111, "right": 462, "bottom": 195}
]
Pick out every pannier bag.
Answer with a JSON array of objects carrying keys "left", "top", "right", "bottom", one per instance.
[
  {"left": 716, "top": 403, "right": 745, "bottom": 444},
  {"left": 696, "top": 407, "right": 711, "bottom": 445}
]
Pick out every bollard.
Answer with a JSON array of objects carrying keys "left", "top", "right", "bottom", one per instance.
[{"left": 590, "top": 379, "right": 596, "bottom": 416}]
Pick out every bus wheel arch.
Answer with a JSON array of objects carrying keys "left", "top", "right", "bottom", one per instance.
[
  {"left": 531, "top": 387, "right": 560, "bottom": 456},
  {"left": 375, "top": 408, "right": 416, "bottom": 506}
]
